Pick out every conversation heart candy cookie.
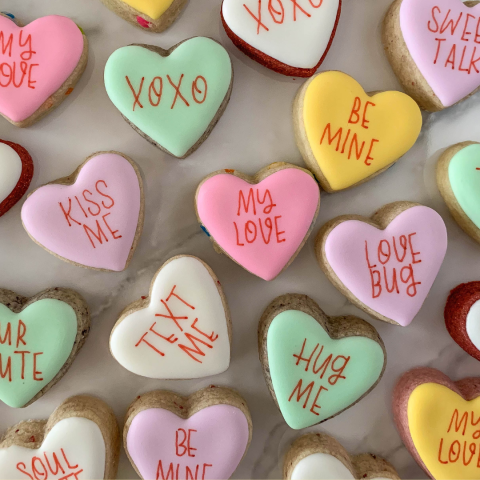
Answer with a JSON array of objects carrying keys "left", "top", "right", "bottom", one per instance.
[
  {"left": 393, "top": 367, "right": 480, "bottom": 480},
  {"left": 104, "top": 38, "right": 233, "bottom": 159},
  {"left": 284, "top": 433, "right": 400, "bottom": 480},
  {"left": 0, "top": 287, "right": 89, "bottom": 408},
  {"left": 0, "top": 140, "right": 33, "bottom": 217},
  {"left": 259, "top": 294, "right": 386, "bottom": 429},
  {"left": 316, "top": 202, "right": 447, "bottom": 326},
  {"left": 0, "top": 395, "right": 120, "bottom": 479},
  {"left": 437, "top": 141, "right": 480, "bottom": 245},
  {"left": 383, "top": 0, "right": 480, "bottom": 112},
  {"left": 293, "top": 71, "right": 422, "bottom": 192},
  {"left": 445, "top": 282, "right": 480, "bottom": 362},
  {"left": 0, "top": 14, "right": 88, "bottom": 127},
  {"left": 195, "top": 163, "right": 320, "bottom": 281},
  {"left": 221, "top": 0, "right": 341, "bottom": 77},
  {"left": 21, "top": 152, "right": 144, "bottom": 272},
  {"left": 110, "top": 255, "right": 231, "bottom": 379},
  {"left": 124, "top": 386, "right": 252, "bottom": 480},
  {"left": 100, "top": 0, "right": 188, "bottom": 32}
]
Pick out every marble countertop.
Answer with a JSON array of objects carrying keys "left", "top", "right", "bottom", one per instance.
[{"left": 1, "top": 0, "right": 480, "bottom": 478}]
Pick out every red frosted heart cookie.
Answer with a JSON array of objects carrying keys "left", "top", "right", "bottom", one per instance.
[
  {"left": 445, "top": 282, "right": 480, "bottom": 361},
  {"left": 0, "top": 140, "right": 33, "bottom": 217}
]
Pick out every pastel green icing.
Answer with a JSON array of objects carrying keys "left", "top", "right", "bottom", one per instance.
[
  {"left": 104, "top": 37, "right": 232, "bottom": 158},
  {"left": 448, "top": 144, "right": 480, "bottom": 229},
  {"left": 267, "top": 310, "right": 385, "bottom": 429},
  {"left": 0, "top": 299, "right": 77, "bottom": 408}
]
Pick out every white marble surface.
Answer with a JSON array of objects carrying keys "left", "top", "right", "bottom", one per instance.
[{"left": 0, "top": 0, "right": 480, "bottom": 478}]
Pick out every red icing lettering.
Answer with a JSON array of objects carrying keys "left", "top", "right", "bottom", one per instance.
[
  {"left": 16, "top": 450, "right": 83, "bottom": 480},
  {"left": 365, "top": 233, "right": 422, "bottom": 298},
  {"left": 135, "top": 286, "right": 218, "bottom": 364}
]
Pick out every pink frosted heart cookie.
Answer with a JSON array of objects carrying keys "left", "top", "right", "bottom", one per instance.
[
  {"left": 0, "top": 14, "right": 88, "bottom": 127},
  {"left": 195, "top": 163, "right": 320, "bottom": 281},
  {"left": 383, "top": 0, "right": 480, "bottom": 111},
  {"left": 21, "top": 152, "right": 144, "bottom": 272},
  {"left": 110, "top": 255, "right": 232, "bottom": 379},
  {"left": 124, "top": 386, "right": 252, "bottom": 480},
  {"left": 316, "top": 202, "right": 447, "bottom": 326},
  {"left": 221, "top": 0, "right": 341, "bottom": 77}
]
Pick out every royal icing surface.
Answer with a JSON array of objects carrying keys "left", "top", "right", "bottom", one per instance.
[
  {"left": 400, "top": 0, "right": 480, "bottom": 107},
  {"left": 127, "top": 405, "right": 249, "bottom": 480},
  {"left": 267, "top": 310, "right": 384, "bottom": 429},
  {"left": 0, "top": 299, "right": 77, "bottom": 408},
  {"left": 196, "top": 168, "right": 319, "bottom": 281},
  {"left": 448, "top": 144, "right": 480, "bottom": 230},
  {"left": 0, "top": 15, "right": 84, "bottom": 123},
  {"left": 466, "top": 299, "right": 480, "bottom": 351},
  {"left": 291, "top": 453, "right": 354, "bottom": 480},
  {"left": 104, "top": 38, "right": 232, "bottom": 158},
  {"left": 324, "top": 206, "right": 447, "bottom": 326},
  {"left": 408, "top": 383, "right": 480, "bottom": 480},
  {"left": 110, "top": 256, "right": 230, "bottom": 379},
  {"left": 222, "top": 0, "right": 340, "bottom": 69},
  {"left": 301, "top": 71, "right": 422, "bottom": 191},
  {"left": 0, "top": 417, "right": 105, "bottom": 479},
  {"left": 121, "top": 0, "right": 174, "bottom": 19},
  {"left": 21, "top": 153, "right": 141, "bottom": 271},
  {"left": 0, "top": 142, "right": 22, "bottom": 204}
]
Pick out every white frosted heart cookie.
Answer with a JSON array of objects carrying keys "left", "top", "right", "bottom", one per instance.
[
  {"left": 284, "top": 433, "right": 400, "bottom": 480},
  {"left": 0, "top": 395, "right": 120, "bottom": 479},
  {"left": 110, "top": 255, "right": 231, "bottom": 379},
  {"left": 221, "top": 0, "right": 341, "bottom": 77}
]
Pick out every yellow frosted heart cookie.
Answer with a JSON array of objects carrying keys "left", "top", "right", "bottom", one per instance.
[
  {"left": 294, "top": 71, "right": 422, "bottom": 192},
  {"left": 100, "top": 0, "right": 187, "bottom": 32},
  {"left": 394, "top": 367, "right": 480, "bottom": 480}
]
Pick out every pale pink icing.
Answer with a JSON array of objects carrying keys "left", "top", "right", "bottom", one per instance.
[
  {"left": 196, "top": 169, "right": 319, "bottom": 281},
  {"left": 400, "top": 0, "right": 480, "bottom": 107},
  {"left": 0, "top": 15, "right": 84, "bottom": 122},
  {"left": 126, "top": 405, "right": 250, "bottom": 480},
  {"left": 21, "top": 153, "right": 141, "bottom": 271},
  {"left": 324, "top": 206, "right": 447, "bottom": 326}
]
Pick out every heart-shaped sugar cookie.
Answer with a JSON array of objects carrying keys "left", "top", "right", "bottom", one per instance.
[
  {"left": 0, "top": 395, "right": 120, "bottom": 479},
  {"left": 221, "top": 0, "right": 341, "bottom": 77},
  {"left": 316, "top": 202, "right": 447, "bottom": 326},
  {"left": 195, "top": 163, "right": 320, "bottom": 281},
  {"left": 445, "top": 281, "right": 480, "bottom": 362},
  {"left": 259, "top": 294, "right": 386, "bottom": 429},
  {"left": 0, "top": 287, "right": 89, "bottom": 408},
  {"left": 104, "top": 38, "right": 233, "bottom": 158},
  {"left": 100, "top": 0, "right": 188, "bottom": 32},
  {"left": 294, "top": 71, "right": 422, "bottom": 192},
  {"left": 124, "top": 386, "right": 252, "bottom": 480},
  {"left": 110, "top": 255, "right": 231, "bottom": 379},
  {"left": 0, "top": 140, "right": 33, "bottom": 217},
  {"left": 284, "top": 433, "right": 400, "bottom": 480},
  {"left": 437, "top": 141, "right": 480, "bottom": 245},
  {"left": 21, "top": 152, "right": 144, "bottom": 272},
  {"left": 393, "top": 367, "right": 480, "bottom": 480},
  {"left": 0, "top": 15, "right": 88, "bottom": 127},
  {"left": 383, "top": 0, "right": 480, "bottom": 112}
]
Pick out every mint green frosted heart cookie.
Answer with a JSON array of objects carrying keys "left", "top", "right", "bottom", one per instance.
[
  {"left": 0, "top": 288, "right": 89, "bottom": 408},
  {"left": 104, "top": 37, "right": 233, "bottom": 159},
  {"left": 259, "top": 295, "right": 386, "bottom": 429},
  {"left": 438, "top": 142, "right": 480, "bottom": 245}
]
